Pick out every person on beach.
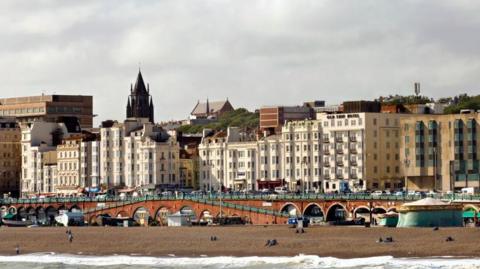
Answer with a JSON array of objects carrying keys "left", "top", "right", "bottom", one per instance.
[
  {"left": 68, "top": 232, "right": 73, "bottom": 243},
  {"left": 15, "top": 245, "right": 20, "bottom": 255}
]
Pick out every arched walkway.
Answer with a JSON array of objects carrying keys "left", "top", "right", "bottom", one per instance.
[
  {"left": 280, "top": 203, "right": 300, "bottom": 217},
  {"left": 303, "top": 203, "right": 324, "bottom": 223},
  {"left": 199, "top": 210, "right": 213, "bottom": 224},
  {"left": 353, "top": 206, "right": 370, "bottom": 221},
  {"left": 179, "top": 206, "right": 196, "bottom": 221},
  {"left": 326, "top": 203, "right": 347, "bottom": 222},
  {"left": 372, "top": 207, "right": 387, "bottom": 214},
  {"left": 155, "top": 207, "right": 171, "bottom": 226},
  {"left": 17, "top": 207, "right": 27, "bottom": 220},
  {"left": 36, "top": 207, "right": 47, "bottom": 224},
  {"left": 45, "top": 206, "right": 58, "bottom": 225},
  {"left": 133, "top": 207, "right": 150, "bottom": 226},
  {"left": 26, "top": 207, "right": 37, "bottom": 221}
]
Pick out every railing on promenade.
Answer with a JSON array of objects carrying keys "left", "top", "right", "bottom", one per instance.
[{"left": 2, "top": 193, "right": 480, "bottom": 206}]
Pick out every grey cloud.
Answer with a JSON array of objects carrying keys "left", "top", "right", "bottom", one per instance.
[{"left": 0, "top": 0, "right": 479, "bottom": 125}]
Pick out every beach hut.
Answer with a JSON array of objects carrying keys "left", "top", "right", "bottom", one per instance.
[{"left": 397, "top": 198, "right": 463, "bottom": 227}]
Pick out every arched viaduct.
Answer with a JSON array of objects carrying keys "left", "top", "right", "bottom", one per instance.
[{"left": 2, "top": 197, "right": 479, "bottom": 225}]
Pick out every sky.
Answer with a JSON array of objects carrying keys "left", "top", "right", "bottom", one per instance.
[{"left": 1, "top": 0, "right": 480, "bottom": 125}]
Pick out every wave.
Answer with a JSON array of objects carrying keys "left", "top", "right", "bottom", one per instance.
[{"left": 0, "top": 253, "right": 479, "bottom": 268}]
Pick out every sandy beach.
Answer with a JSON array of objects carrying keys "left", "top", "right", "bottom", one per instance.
[{"left": 0, "top": 226, "right": 479, "bottom": 258}]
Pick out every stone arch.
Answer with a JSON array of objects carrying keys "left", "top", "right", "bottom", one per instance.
[
  {"left": 280, "top": 203, "right": 301, "bottom": 217},
  {"left": 133, "top": 206, "right": 151, "bottom": 226},
  {"left": 326, "top": 203, "right": 347, "bottom": 222},
  {"left": 155, "top": 207, "right": 171, "bottom": 226},
  {"left": 353, "top": 206, "right": 370, "bottom": 220},
  {"left": 303, "top": 203, "right": 325, "bottom": 222},
  {"left": 387, "top": 207, "right": 398, "bottom": 212}
]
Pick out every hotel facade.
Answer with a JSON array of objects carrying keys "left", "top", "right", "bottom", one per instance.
[{"left": 199, "top": 112, "right": 405, "bottom": 193}]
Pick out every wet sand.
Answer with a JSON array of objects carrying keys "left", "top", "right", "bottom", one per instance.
[{"left": 0, "top": 226, "right": 479, "bottom": 258}]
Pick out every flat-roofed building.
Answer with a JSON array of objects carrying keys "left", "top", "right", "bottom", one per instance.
[
  {"left": 0, "top": 95, "right": 93, "bottom": 128},
  {"left": 0, "top": 118, "right": 21, "bottom": 197},
  {"left": 260, "top": 106, "right": 312, "bottom": 133},
  {"left": 400, "top": 111, "right": 480, "bottom": 192}
]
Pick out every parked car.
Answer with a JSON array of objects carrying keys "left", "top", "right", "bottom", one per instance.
[{"left": 371, "top": 190, "right": 383, "bottom": 196}]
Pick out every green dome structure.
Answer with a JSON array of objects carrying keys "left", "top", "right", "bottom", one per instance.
[{"left": 397, "top": 198, "right": 463, "bottom": 227}]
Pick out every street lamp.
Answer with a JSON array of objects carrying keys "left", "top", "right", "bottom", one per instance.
[{"left": 433, "top": 147, "right": 437, "bottom": 192}]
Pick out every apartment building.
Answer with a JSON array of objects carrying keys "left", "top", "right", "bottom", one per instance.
[
  {"left": 0, "top": 95, "right": 93, "bottom": 128},
  {"left": 20, "top": 121, "right": 72, "bottom": 196},
  {"left": 400, "top": 111, "right": 480, "bottom": 192},
  {"left": 0, "top": 118, "right": 21, "bottom": 197},
  {"left": 200, "top": 113, "right": 405, "bottom": 193},
  {"left": 281, "top": 120, "right": 322, "bottom": 192},
  {"left": 317, "top": 113, "right": 404, "bottom": 192},
  {"left": 100, "top": 118, "right": 180, "bottom": 191},
  {"left": 56, "top": 132, "right": 98, "bottom": 194}
]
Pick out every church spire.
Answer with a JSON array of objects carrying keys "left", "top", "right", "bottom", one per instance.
[{"left": 126, "top": 70, "right": 154, "bottom": 123}]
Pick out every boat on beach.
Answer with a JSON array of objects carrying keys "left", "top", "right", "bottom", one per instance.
[{"left": 1, "top": 219, "right": 33, "bottom": 227}]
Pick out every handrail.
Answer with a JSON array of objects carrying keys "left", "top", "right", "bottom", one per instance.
[{"left": 3, "top": 193, "right": 480, "bottom": 206}]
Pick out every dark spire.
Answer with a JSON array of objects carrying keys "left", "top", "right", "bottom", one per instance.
[
  {"left": 133, "top": 71, "right": 147, "bottom": 94},
  {"left": 126, "top": 98, "right": 132, "bottom": 117},
  {"left": 126, "top": 70, "right": 154, "bottom": 123}
]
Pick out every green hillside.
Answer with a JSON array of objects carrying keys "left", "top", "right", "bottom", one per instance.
[{"left": 177, "top": 108, "right": 259, "bottom": 134}]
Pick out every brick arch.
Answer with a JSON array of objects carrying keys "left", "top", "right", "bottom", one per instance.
[
  {"left": 325, "top": 203, "right": 347, "bottom": 222},
  {"left": 7, "top": 206, "right": 17, "bottom": 215},
  {"left": 464, "top": 204, "right": 479, "bottom": 212},
  {"left": 69, "top": 204, "right": 80, "bottom": 211},
  {"left": 303, "top": 203, "right": 325, "bottom": 217},
  {"left": 372, "top": 207, "right": 387, "bottom": 214},
  {"left": 280, "top": 202, "right": 301, "bottom": 216}
]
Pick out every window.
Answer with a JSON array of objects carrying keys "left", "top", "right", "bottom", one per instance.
[{"left": 373, "top": 118, "right": 377, "bottom": 125}]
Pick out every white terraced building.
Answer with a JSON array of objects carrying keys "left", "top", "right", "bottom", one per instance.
[
  {"left": 199, "top": 113, "right": 404, "bottom": 193},
  {"left": 99, "top": 118, "right": 180, "bottom": 190},
  {"left": 20, "top": 121, "right": 72, "bottom": 196}
]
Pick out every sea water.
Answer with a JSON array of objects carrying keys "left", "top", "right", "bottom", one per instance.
[{"left": 0, "top": 254, "right": 479, "bottom": 269}]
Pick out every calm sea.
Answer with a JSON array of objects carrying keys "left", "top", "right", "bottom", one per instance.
[{"left": 0, "top": 254, "right": 478, "bottom": 269}]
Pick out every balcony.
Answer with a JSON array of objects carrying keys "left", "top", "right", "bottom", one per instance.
[
  {"left": 336, "top": 161, "right": 344, "bottom": 166},
  {"left": 350, "top": 174, "right": 358, "bottom": 179},
  {"left": 323, "top": 162, "right": 330, "bottom": 167},
  {"left": 323, "top": 137, "right": 330, "bottom": 143},
  {"left": 336, "top": 174, "right": 344, "bottom": 179},
  {"left": 324, "top": 174, "right": 331, "bottom": 180},
  {"left": 336, "top": 149, "right": 344, "bottom": 154},
  {"left": 349, "top": 136, "right": 357, "bottom": 142},
  {"left": 349, "top": 148, "right": 357, "bottom": 154},
  {"left": 350, "top": 161, "right": 357, "bottom": 166},
  {"left": 324, "top": 150, "right": 330, "bottom": 155},
  {"left": 335, "top": 137, "right": 343, "bottom": 143}
]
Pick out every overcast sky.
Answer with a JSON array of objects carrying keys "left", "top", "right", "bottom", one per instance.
[{"left": 1, "top": 0, "right": 479, "bottom": 125}]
